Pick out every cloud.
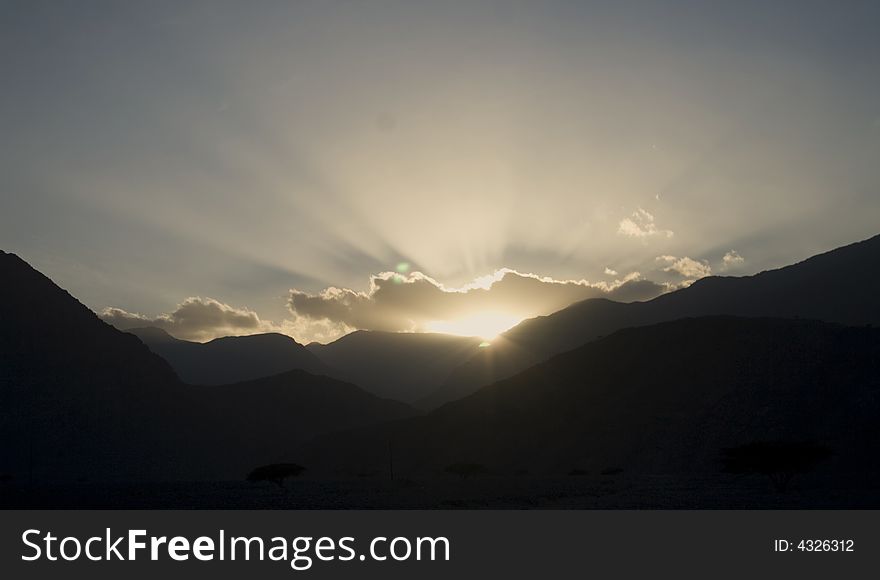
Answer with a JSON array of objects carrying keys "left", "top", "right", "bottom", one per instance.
[
  {"left": 722, "top": 250, "right": 745, "bottom": 269},
  {"left": 656, "top": 255, "right": 712, "bottom": 280},
  {"left": 287, "top": 268, "right": 667, "bottom": 341},
  {"left": 604, "top": 267, "right": 618, "bottom": 276},
  {"left": 101, "top": 297, "right": 270, "bottom": 342},
  {"left": 617, "top": 208, "right": 674, "bottom": 239},
  {"left": 102, "top": 269, "right": 671, "bottom": 344}
]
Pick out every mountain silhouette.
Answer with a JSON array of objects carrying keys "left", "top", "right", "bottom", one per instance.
[
  {"left": 422, "top": 233, "right": 880, "bottom": 408},
  {"left": 179, "top": 369, "right": 414, "bottom": 479},
  {"left": 0, "top": 251, "right": 413, "bottom": 483},
  {"left": 3, "top": 233, "right": 880, "bottom": 501},
  {"left": 307, "top": 331, "right": 484, "bottom": 404},
  {"left": 302, "top": 316, "right": 880, "bottom": 478},
  {"left": 129, "top": 326, "right": 329, "bottom": 385}
]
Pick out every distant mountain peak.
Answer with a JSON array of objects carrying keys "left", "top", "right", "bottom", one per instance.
[
  {"left": 131, "top": 327, "right": 328, "bottom": 385},
  {"left": 206, "top": 332, "right": 304, "bottom": 346}
]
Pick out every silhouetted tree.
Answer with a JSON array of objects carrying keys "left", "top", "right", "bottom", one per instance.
[
  {"left": 721, "top": 441, "right": 831, "bottom": 493},
  {"left": 246, "top": 463, "right": 305, "bottom": 487},
  {"left": 444, "top": 463, "right": 486, "bottom": 480}
]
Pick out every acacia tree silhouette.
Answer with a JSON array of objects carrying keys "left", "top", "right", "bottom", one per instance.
[
  {"left": 246, "top": 463, "right": 305, "bottom": 488},
  {"left": 721, "top": 442, "right": 831, "bottom": 493},
  {"left": 444, "top": 463, "right": 487, "bottom": 480}
]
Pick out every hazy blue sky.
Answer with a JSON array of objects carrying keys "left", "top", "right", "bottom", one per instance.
[{"left": 2, "top": 1, "right": 879, "bottom": 341}]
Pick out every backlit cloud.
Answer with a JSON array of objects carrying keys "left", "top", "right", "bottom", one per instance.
[
  {"left": 101, "top": 269, "right": 669, "bottom": 344},
  {"left": 287, "top": 269, "right": 666, "bottom": 341},
  {"left": 617, "top": 208, "right": 675, "bottom": 239},
  {"left": 722, "top": 250, "right": 745, "bottom": 269},
  {"left": 4, "top": 2, "right": 879, "bottom": 332},
  {"left": 656, "top": 255, "right": 712, "bottom": 280},
  {"left": 101, "top": 297, "right": 270, "bottom": 342}
]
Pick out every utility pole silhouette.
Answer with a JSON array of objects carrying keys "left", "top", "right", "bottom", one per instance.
[
  {"left": 28, "top": 438, "right": 34, "bottom": 488},
  {"left": 28, "top": 384, "right": 35, "bottom": 489},
  {"left": 388, "top": 437, "right": 394, "bottom": 481}
]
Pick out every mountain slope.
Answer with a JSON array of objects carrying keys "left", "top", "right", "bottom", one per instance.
[
  {"left": 0, "top": 251, "right": 414, "bottom": 483},
  {"left": 302, "top": 317, "right": 880, "bottom": 478},
  {"left": 180, "top": 370, "right": 414, "bottom": 479},
  {"left": 424, "top": 234, "right": 880, "bottom": 408},
  {"left": 0, "top": 251, "right": 183, "bottom": 482},
  {"left": 128, "top": 327, "right": 329, "bottom": 385},
  {"left": 307, "top": 331, "right": 484, "bottom": 404}
]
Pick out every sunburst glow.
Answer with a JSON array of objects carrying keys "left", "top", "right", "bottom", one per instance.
[{"left": 425, "top": 312, "right": 523, "bottom": 341}]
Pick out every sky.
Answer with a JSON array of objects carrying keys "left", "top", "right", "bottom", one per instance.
[{"left": 2, "top": 0, "right": 879, "bottom": 342}]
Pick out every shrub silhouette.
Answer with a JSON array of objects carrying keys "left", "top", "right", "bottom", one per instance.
[
  {"left": 444, "top": 463, "right": 487, "bottom": 480},
  {"left": 246, "top": 463, "right": 305, "bottom": 487},
  {"left": 721, "top": 441, "right": 831, "bottom": 493}
]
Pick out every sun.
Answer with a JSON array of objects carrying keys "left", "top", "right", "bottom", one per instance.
[{"left": 425, "top": 312, "right": 523, "bottom": 341}]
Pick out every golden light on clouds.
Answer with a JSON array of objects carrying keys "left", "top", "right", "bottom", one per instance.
[
  {"left": 102, "top": 266, "right": 671, "bottom": 343},
  {"left": 20, "top": 2, "right": 871, "bottom": 347}
]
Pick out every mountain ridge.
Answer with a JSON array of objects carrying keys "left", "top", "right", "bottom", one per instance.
[
  {"left": 128, "top": 326, "right": 329, "bottom": 385},
  {"left": 0, "top": 251, "right": 415, "bottom": 482},
  {"left": 421, "top": 233, "right": 880, "bottom": 408},
  {"left": 301, "top": 316, "right": 880, "bottom": 478},
  {"left": 307, "top": 330, "right": 484, "bottom": 404}
]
